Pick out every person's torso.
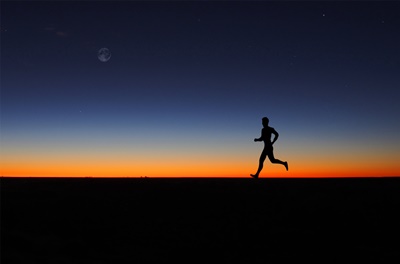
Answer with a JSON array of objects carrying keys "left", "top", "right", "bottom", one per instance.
[{"left": 262, "top": 127, "right": 273, "bottom": 144}]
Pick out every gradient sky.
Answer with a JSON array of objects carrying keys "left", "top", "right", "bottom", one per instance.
[{"left": 1, "top": 1, "right": 400, "bottom": 177}]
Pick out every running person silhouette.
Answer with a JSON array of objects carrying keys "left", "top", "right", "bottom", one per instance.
[{"left": 251, "top": 117, "right": 288, "bottom": 178}]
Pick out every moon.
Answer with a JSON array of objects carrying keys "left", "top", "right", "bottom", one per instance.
[{"left": 98, "top": 47, "right": 111, "bottom": 62}]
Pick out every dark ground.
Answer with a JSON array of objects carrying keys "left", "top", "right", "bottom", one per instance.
[{"left": 2, "top": 177, "right": 400, "bottom": 263}]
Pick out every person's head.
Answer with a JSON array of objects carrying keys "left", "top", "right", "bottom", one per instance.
[{"left": 262, "top": 117, "right": 269, "bottom": 127}]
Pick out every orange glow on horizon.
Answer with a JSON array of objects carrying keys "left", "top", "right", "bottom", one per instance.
[
  {"left": 2, "top": 162, "right": 399, "bottom": 178},
  {"left": 2, "top": 144, "right": 399, "bottom": 178}
]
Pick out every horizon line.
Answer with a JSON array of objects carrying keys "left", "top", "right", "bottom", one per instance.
[{"left": 1, "top": 176, "right": 399, "bottom": 179}]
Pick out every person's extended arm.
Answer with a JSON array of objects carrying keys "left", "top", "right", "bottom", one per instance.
[
  {"left": 271, "top": 128, "right": 279, "bottom": 145},
  {"left": 254, "top": 129, "right": 264, "bottom": 142}
]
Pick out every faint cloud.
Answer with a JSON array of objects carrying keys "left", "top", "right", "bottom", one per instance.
[
  {"left": 44, "top": 25, "right": 69, "bottom": 38},
  {"left": 1, "top": 25, "right": 8, "bottom": 33},
  {"left": 56, "top": 31, "right": 68, "bottom": 38},
  {"left": 44, "top": 26, "right": 56, "bottom": 31}
]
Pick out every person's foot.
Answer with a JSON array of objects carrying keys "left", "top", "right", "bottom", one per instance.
[
  {"left": 284, "top": 161, "right": 289, "bottom": 171},
  {"left": 250, "top": 174, "right": 259, "bottom": 179}
]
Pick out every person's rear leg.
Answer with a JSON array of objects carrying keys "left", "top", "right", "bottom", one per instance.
[{"left": 268, "top": 152, "right": 288, "bottom": 171}]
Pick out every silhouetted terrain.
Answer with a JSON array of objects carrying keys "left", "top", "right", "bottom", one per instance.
[{"left": 2, "top": 177, "right": 400, "bottom": 263}]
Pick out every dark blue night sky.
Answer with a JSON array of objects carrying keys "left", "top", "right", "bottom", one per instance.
[{"left": 1, "top": 1, "right": 400, "bottom": 177}]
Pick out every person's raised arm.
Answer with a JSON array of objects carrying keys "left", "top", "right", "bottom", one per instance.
[{"left": 271, "top": 128, "right": 279, "bottom": 145}]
